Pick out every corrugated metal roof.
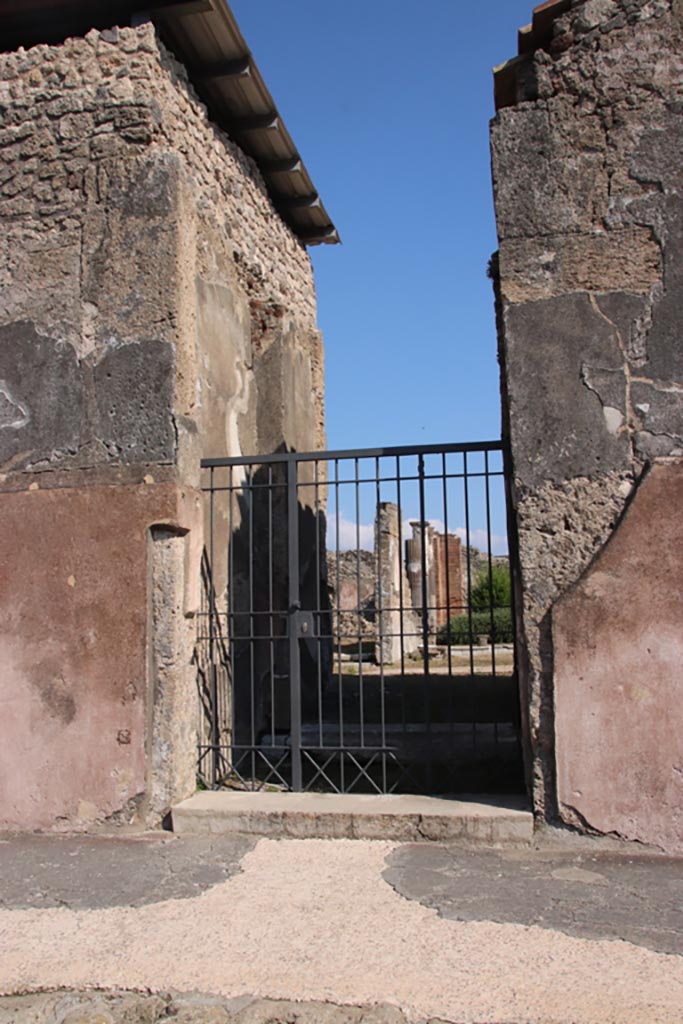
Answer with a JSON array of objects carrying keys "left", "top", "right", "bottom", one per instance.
[
  {"left": 493, "top": 0, "right": 577, "bottom": 111},
  {"left": 0, "top": 0, "right": 339, "bottom": 245}
]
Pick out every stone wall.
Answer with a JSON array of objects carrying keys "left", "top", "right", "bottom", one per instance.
[
  {"left": 327, "top": 549, "right": 377, "bottom": 646},
  {"left": 0, "top": 23, "right": 324, "bottom": 829},
  {"left": 491, "top": 0, "right": 683, "bottom": 850}
]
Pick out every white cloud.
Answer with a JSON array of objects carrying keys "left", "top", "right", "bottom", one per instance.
[
  {"left": 327, "top": 514, "right": 374, "bottom": 551},
  {"left": 404, "top": 520, "right": 508, "bottom": 557},
  {"left": 326, "top": 515, "right": 508, "bottom": 556},
  {"left": 454, "top": 527, "right": 509, "bottom": 556}
]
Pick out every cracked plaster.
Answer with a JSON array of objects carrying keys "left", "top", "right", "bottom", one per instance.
[
  {"left": 0, "top": 23, "right": 325, "bottom": 830},
  {"left": 492, "top": 0, "right": 683, "bottom": 843}
]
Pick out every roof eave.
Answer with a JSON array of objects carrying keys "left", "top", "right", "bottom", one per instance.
[{"left": 0, "top": 0, "right": 340, "bottom": 245}]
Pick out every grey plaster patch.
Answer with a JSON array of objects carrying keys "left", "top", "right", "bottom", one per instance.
[
  {"left": 0, "top": 833, "right": 257, "bottom": 910},
  {"left": 0, "top": 381, "right": 30, "bottom": 430},
  {"left": 0, "top": 322, "right": 176, "bottom": 471},
  {"left": 504, "top": 293, "right": 631, "bottom": 488},
  {"left": 631, "top": 379, "right": 683, "bottom": 442},
  {"left": 93, "top": 338, "right": 175, "bottom": 463},
  {"left": 0, "top": 321, "right": 84, "bottom": 469},
  {"left": 491, "top": 106, "right": 607, "bottom": 240},
  {"left": 594, "top": 292, "right": 649, "bottom": 366},
  {"left": 580, "top": 365, "right": 627, "bottom": 432},
  {"left": 383, "top": 843, "right": 683, "bottom": 955},
  {"left": 629, "top": 116, "right": 683, "bottom": 381}
]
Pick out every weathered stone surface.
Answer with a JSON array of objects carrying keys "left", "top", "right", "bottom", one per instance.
[
  {"left": 93, "top": 339, "right": 176, "bottom": 464},
  {"left": 491, "top": 0, "right": 683, "bottom": 836},
  {"left": 0, "top": 21, "right": 325, "bottom": 830},
  {"left": 0, "top": 321, "right": 175, "bottom": 472},
  {"left": 148, "top": 524, "right": 201, "bottom": 821},
  {"left": 0, "top": 992, "right": 409, "bottom": 1024},
  {"left": 553, "top": 461, "right": 683, "bottom": 852},
  {"left": 171, "top": 791, "right": 533, "bottom": 844},
  {"left": 498, "top": 229, "right": 660, "bottom": 304},
  {"left": 631, "top": 379, "right": 683, "bottom": 455},
  {"left": 503, "top": 293, "right": 631, "bottom": 489},
  {"left": 491, "top": 105, "right": 609, "bottom": 240},
  {"left": 0, "top": 320, "right": 84, "bottom": 471}
]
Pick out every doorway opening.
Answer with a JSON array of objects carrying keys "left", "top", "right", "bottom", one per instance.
[{"left": 195, "top": 441, "right": 524, "bottom": 795}]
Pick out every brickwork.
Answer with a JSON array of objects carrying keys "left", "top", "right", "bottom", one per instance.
[{"left": 433, "top": 533, "right": 464, "bottom": 628}]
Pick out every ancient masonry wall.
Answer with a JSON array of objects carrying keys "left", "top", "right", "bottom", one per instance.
[
  {"left": 0, "top": 23, "right": 324, "bottom": 830},
  {"left": 491, "top": 0, "right": 683, "bottom": 850}
]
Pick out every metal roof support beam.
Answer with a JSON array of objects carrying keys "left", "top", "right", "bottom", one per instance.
[
  {"left": 190, "top": 55, "right": 250, "bottom": 80},
  {"left": 261, "top": 158, "right": 303, "bottom": 175},
  {"left": 234, "top": 113, "right": 279, "bottom": 132},
  {"left": 275, "top": 193, "right": 321, "bottom": 211},
  {"left": 150, "top": 0, "right": 213, "bottom": 19},
  {"left": 297, "top": 226, "right": 339, "bottom": 245}
]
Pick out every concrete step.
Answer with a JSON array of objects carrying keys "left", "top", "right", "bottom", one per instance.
[{"left": 171, "top": 791, "right": 533, "bottom": 844}]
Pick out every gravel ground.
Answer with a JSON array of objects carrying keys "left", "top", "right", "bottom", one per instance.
[{"left": 0, "top": 836, "right": 681, "bottom": 1023}]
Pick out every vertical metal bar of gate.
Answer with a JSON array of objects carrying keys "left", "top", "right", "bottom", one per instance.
[
  {"left": 198, "top": 440, "right": 524, "bottom": 796},
  {"left": 209, "top": 466, "right": 219, "bottom": 789},
  {"left": 287, "top": 457, "right": 303, "bottom": 790},
  {"left": 417, "top": 453, "right": 432, "bottom": 789}
]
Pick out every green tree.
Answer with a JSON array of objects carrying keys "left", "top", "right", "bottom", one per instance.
[{"left": 469, "top": 564, "right": 511, "bottom": 612}]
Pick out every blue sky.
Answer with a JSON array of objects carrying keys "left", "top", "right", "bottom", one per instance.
[{"left": 230, "top": 0, "right": 534, "bottom": 454}]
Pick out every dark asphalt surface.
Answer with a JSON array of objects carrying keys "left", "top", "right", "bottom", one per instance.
[
  {"left": 384, "top": 841, "right": 683, "bottom": 955},
  {"left": 0, "top": 829, "right": 680, "bottom": 958},
  {"left": 0, "top": 832, "right": 257, "bottom": 909}
]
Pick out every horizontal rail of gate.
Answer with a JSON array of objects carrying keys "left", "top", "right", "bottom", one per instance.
[{"left": 195, "top": 441, "right": 523, "bottom": 795}]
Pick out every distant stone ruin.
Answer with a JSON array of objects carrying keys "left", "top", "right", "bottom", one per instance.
[{"left": 327, "top": 502, "right": 483, "bottom": 664}]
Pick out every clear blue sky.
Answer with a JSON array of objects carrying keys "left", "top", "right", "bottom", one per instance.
[{"left": 230, "top": 0, "right": 534, "bottom": 452}]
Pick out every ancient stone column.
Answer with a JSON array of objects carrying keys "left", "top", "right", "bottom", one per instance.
[
  {"left": 405, "top": 522, "right": 437, "bottom": 633},
  {"left": 374, "top": 503, "right": 418, "bottom": 665}
]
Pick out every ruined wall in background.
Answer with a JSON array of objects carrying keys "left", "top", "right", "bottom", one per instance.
[
  {"left": 0, "top": 24, "right": 323, "bottom": 830},
  {"left": 491, "top": 0, "right": 683, "bottom": 850}
]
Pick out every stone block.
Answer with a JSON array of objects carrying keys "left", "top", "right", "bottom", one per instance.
[
  {"left": 171, "top": 792, "right": 534, "bottom": 844},
  {"left": 503, "top": 293, "right": 631, "bottom": 489}
]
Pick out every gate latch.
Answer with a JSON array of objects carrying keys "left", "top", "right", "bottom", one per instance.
[{"left": 292, "top": 609, "right": 314, "bottom": 638}]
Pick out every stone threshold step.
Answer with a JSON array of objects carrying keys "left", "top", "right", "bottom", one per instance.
[{"left": 171, "top": 791, "right": 533, "bottom": 844}]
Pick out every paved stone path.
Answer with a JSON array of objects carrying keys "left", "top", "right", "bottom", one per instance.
[{"left": 0, "top": 831, "right": 681, "bottom": 1023}]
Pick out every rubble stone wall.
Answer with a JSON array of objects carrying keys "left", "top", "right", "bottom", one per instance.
[
  {"left": 491, "top": 0, "right": 683, "bottom": 850},
  {"left": 0, "top": 23, "right": 324, "bottom": 829}
]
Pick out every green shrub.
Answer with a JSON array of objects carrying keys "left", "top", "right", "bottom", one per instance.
[
  {"left": 437, "top": 607, "right": 513, "bottom": 645},
  {"left": 469, "top": 564, "right": 511, "bottom": 612}
]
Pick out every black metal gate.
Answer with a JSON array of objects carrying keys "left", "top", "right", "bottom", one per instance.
[{"left": 195, "top": 441, "right": 523, "bottom": 795}]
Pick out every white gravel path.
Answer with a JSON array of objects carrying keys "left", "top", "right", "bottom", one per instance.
[{"left": 1, "top": 838, "right": 682, "bottom": 1023}]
